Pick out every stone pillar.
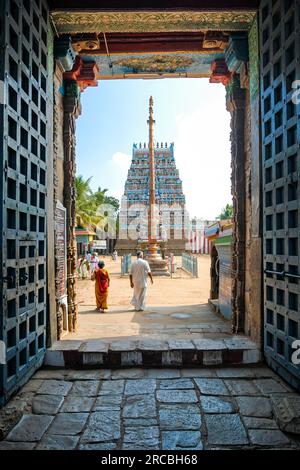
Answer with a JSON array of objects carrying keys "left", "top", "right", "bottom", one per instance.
[
  {"left": 226, "top": 76, "right": 247, "bottom": 333},
  {"left": 209, "top": 33, "right": 250, "bottom": 334},
  {"left": 62, "top": 55, "right": 98, "bottom": 332},
  {"left": 63, "top": 81, "right": 81, "bottom": 332},
  {"left": 53, "top": 38, "right": 77, "bottom": 337}
]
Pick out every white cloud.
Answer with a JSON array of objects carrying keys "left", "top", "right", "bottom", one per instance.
[
  {"left": 174, "top": 91, "right": 232, "bottom": 219},
  {"left": 111, "top": 151, "right": 131, "bottom": 170}
]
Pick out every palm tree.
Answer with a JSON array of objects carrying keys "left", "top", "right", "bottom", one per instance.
[
  {"left": 75, "top": 176, "right": 99, "bottom": 228},
  {"left": 75, "top": 177, "right": 119, "bottom": 229}
]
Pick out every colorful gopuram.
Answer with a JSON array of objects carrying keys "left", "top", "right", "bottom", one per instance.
[{"left": 116, "top": 103, "right": 187, "bottom": 256}]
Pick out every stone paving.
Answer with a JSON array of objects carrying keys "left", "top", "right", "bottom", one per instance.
[{"left": 0, "top": 366, "right": 300, "bottom": 450}]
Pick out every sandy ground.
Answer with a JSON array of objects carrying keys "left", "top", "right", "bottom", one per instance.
[
  {"left": 77, "top": 255, "right": 211, "bottom": 308},
  {"left": 62, "top": 255, "right": 231, "bottom": 341}
]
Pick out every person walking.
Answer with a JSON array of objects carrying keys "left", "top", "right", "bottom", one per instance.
[
  {"left": 91, "top": 261, "right": 110, "bottom": 312},
  {"left": 90, "top": 252, "right": 99, "bottom": 275},
  {"left": 129, "top": 251, "right": 153, "bottom": 311}
]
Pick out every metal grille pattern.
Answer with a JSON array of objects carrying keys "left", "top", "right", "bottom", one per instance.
[
  {"left": 0, "top": 0, "right": 49, "bottom": 403},
  {"left": 260, "top": 0, "right": 300, "bottom": 389}
]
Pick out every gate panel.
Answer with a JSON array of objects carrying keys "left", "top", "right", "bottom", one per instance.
[
  {"left": 0, "top": 0, "right": 50, "bottom": 404},
  {"left": 260, "top": 0, "right": 300, "bottom": 389}
]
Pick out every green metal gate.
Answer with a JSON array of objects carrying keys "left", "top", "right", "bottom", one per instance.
[
  {"left": 0, "top": 0, "right": 50, "bottom": 404},
  {"left": 260, "top": 0, "right": 300, "bottom": 390}
]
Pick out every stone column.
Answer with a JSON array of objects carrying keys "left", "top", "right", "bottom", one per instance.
[
  {"left": 226, "top": 76, "right": 247, "bottom": 333},
  {"left": 53, "top": 38, "right": 77, "bottom": 337},
  {"left": 63, "top": 81, "right": 81, "bottom": 332},
  {"left": 62, "top": 55, "right": 98, "bottom": 332}
]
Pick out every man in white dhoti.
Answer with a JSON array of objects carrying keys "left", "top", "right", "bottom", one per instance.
[{"left": 129, "top": 251, "right": 153, "bottom": 311}]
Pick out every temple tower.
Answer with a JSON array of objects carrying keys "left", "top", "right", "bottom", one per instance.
[{"left": 116, "top": 98, "right": 188, "bottom": 257}]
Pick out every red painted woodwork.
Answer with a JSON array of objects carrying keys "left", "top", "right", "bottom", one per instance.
[
  {"left": 209, "top": 58, "right": 231, "bottom": 86},
  {"left": 63, "top": 56, "right": 98, "bottom": 91}
]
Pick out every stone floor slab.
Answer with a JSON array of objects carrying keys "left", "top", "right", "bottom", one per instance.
[
  {"left": 36, "top": 435, "right": 79, "bottom": 450},
  {"left": 123, "top": 426, "right": 159, "bottom": 449},
  {"left": 111, "top": 369, "right": 145, "bottom": 380},
  {"left": 69, "top": 380, "right": 100, "bottom": 397},
  {"left": 60, "top": 396, "right": 95, "bottom": 413},
  {"left": 243, "top": 417, "right": 279, "bottom": 430},
  {"left": 271, "top": 395, "right": 300, "bottom": 434},
  {"left": 0, "top": 441, "right": 36, "bottom": 450},
  {"left": 248, "top": 429, "right": 291, "bottom": 446},
  {"left": 157, "top": 389, "right": 198, "bottom": 403},
  {"left": 79, "top": 443, "right": 117, "bottom": 450},
  {"left": 236, "top": 396, "right": 273, "bottom": 417},
  {"left": 159, "top": 404, "right": 201, "bottom": 430},
  {"left": 48, "top": 412, "right": 88, "bottom": 436},
  {"left": 99, "top": 380, "right": 124, "bottom": 395},
  {"left": 124, "top": 418, "right": 158, "bottom": 427},
  {"left": 162, "top": 431, "right": 203, "bottom": 450},
  {"left": 181, "top": 369, "right": 217, "bottom": 378},
  {"left": 93, "top": 394, "right": 122, "bottom": 411},
  {"left": 201, "top": 396, "right": 236, "bottom": 414},
  {"left": 254, "top": 379, "right": 291, "bottom": 395},
  {"left": 225, "top": 379, "right": 261, "bottom": 396},
  {"left": 146, "top": 369, "right": 181, "bottom": 379},
  {"left": 67, "top": 370, "right": 111, "bottom": 380},
  {"left": 158, "top": 379, "right": 194, "bottom": 390},
  {"left": 123, "top": 395, "right": 157, "bottom": 418},
  {"left": 124, "top": 379, "right": 157, "bottom": 395},
  {"left": 216, "top": 368, "right": 256, "bottom": 379},
  {"left": 32, "top": 395, "right": 64, "bottom": 415},
  {"left": 205, "top": 414, "right": 248, "bottom": 445},
  {"left": 37, "top": 380, "right": 72, "bottom": 396},
  {"left": 194, "top": 378, "right": 230, "bottom": 396},
  {"left": 6, "top": 414, "right": 53, "bottom": 442},
  {"left": 81, "top": 411, "right": 120, "bottom": 442}
]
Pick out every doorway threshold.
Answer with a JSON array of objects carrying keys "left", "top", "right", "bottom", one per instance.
[{"left": 45, "top": 304, "right": 261, "bottom": 368}]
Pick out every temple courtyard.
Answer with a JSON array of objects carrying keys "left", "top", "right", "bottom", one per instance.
[
  {"left": 45, "top": 255, "right": 261, "bottom": 368},
  {"left": 69, "top": 255, "right": 230, "bottom": 340}
]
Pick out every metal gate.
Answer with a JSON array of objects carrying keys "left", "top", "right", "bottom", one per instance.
[
  {"left": 260, "top": 0, "right": 300, "bottom": 389},
  {"left": 0, "top": 0, "right": 50, "bottom": 404}
]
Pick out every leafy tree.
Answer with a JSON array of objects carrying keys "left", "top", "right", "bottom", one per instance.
[
  {"left": 218, "top": 203, "right": 233, "bottom": 220},
  {"left": 75, "top": 176, "right": 119, "bottom": 229}
]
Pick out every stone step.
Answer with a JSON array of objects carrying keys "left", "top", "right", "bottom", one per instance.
[{"left": 45, "top": 336, "right": 262, "bottom": 369}]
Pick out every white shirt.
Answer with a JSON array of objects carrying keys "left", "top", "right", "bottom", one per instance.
[{"left": 130, "top": 258, "right": 151, "bottom": 288}]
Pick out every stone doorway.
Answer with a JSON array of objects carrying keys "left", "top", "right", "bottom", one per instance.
[
  {"left": 48, "top": 6, "right": 263, "bottom": 364},
  {"left": 4, "top": 1, "right": 292, "bottom": 405}
]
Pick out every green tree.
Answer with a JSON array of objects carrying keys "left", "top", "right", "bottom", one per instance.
[
  {"left": 218, "top": 203, "right": 233, "bottom": 220},
  {"left": 75, "top": 176, "right": 119, "bottom": 229}
]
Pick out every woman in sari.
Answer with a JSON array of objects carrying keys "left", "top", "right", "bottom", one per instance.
[{"left": 91, "top": 261, "right": 110, "bottom": 312}]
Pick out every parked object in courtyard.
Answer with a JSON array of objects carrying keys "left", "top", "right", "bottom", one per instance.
[
  {"left": 130, "top": 251, "right": 153, "bottom": 311},
  {"left": 91, "top": 261, "right": 110, "bottom": 312}
]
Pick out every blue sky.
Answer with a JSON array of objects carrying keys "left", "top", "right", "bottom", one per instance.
[{"left": 76, "top": 78, "right": 232, "bottom": 220}]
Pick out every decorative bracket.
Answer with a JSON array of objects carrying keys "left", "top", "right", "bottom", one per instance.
[
  {"left": 225, "top": 33, "right": 249, "bottom": 75},
  {"left": 209, "top": 58, "right": 232, "bottom": 86},
  {"left": 54, "top": 37, "right": 77, "bottom": 72},
  {"left": 63, "top": 56, "right": 99, "bottom": 92}
]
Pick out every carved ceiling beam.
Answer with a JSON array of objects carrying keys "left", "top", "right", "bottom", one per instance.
[
  {"left": 50, "top": 10, "right": 256, "bottom": 35},
  {"left": 70, "top": 31, "right": 229, "bottom": 54}
]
